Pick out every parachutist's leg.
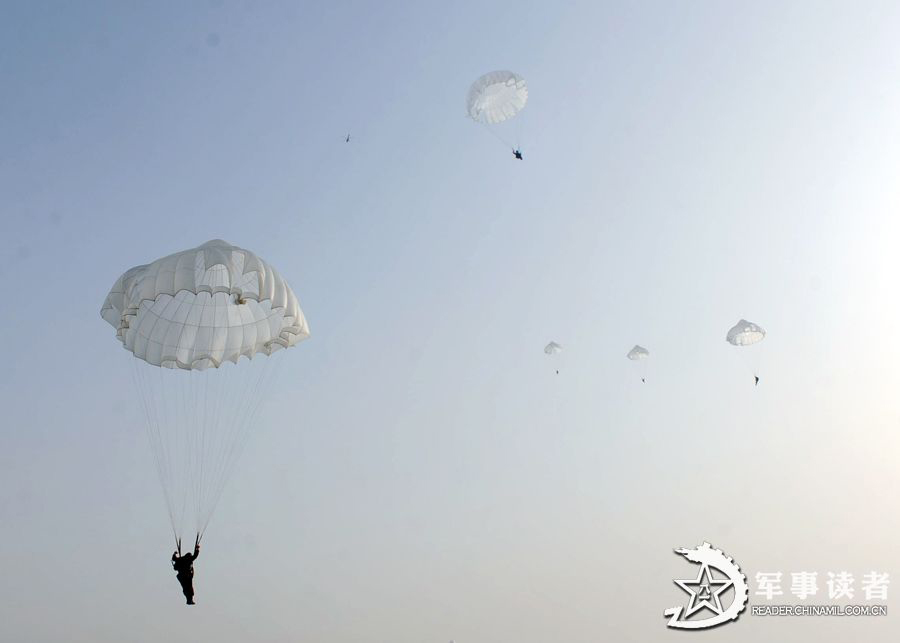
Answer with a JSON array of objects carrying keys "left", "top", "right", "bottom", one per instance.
[{"left": 178, "top": 574, "right": 195, "bottom": 605}]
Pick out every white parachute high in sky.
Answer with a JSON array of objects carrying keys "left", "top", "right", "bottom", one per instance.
[
  {"left": 466, "top": 70, "right": 528, "bottom": 151},
  {"left": 544, "top": 341, "right": 562, "bottom": 374},
  {"left": 626, "top": 345, "right": 649, "bottom": 360},
  {"left": 101, "top": 239, "right": 309, "bottom": 544},
  {"left": 726, "top": 319, "right": 765, "bottom": 384},
  {"left": 626, "top": 345, "right": 650, "bottom": 382},
  {"left": 466, "top": 70, "right": 528, "bottom": 124}
]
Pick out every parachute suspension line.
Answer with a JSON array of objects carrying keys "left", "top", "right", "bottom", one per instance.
[
  {"left": 755, "top": 341, "right": 766, "bottom": 379},
  {"left": 194, "top": 364, "right": 221, "bottom": 536},
  {"left": 129, "top": 349, "right": 278, "bottom": 543},
  {"left": 746, "top": 341, "right": 765, "bottom": 385},
  {"left": 173, "top": 365, "right": 192, "bottom": 536},
  {"left": 196, "top": 365, "right": 211, "bottom": 537},
  {"left": 194, "top": 366, "right": 220, "bottom": 537},
  {"left": 480, "top": 122, "right": 515, "bottom": 151},
  {"left": 189, "top": 367, "right": 205, "bottom": 539},
  {"left": 555, "top": 367, "right": 562, "bottom": 431},
  {"left": 153, "top": 361, "right": 180, "bottom": 536},
  {"left": 196, "top": 365, "right": 217, "bottom": 532},
  {"left": 198, "top": 364, "right": 240, "bottom": 535},
  {"left": 173, "top": 365, "right": 188, "bottom": 535},
  {"left": 160, "top": 364, "right": 183, "bottom": 538},
  {"left": 198, "top": 353, "right": 284, "bottom": 538},
  {"left": 130, "top": 358, "right": 178, "bottom": 544},
  {"left": 735, "top": 343, "right": 765, "bottom": 381},
  {"left": 186, "top": 367, "right": 197, "bottom": 537},
  {"left": 198, "top": 355, "right": 248, "bottom": 536},
  {"left": 513, "top": 116, "right": 525, "bottom": 154},
  {"left": 195, "top": 364, "right": 230, "bottom": 537}
]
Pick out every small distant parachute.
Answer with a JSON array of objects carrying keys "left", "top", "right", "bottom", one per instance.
[
  {"left": 544, "top": 341, "right": 562, "bottom": 374},
  {"left": 466, "top": 71, "right": 528, "bottom": 124},
  {"left": 726, "top": 319, "right": 765, "bottom": 346},
  {"left": 626, "top": 345, "right": 650, "bottom": 382},
  {"left": 467, "top": 71, "right": 528, "bottom": 154},
  {"left": 626, "top": 345, "right": 649, "bottom": 360},
  {"left": 726, "top": 319, "right": 765, "bottom": 384}
]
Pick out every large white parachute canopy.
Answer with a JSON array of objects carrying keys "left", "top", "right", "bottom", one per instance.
[
  {"left": 102, "top": 239, "right": 308, "bottom": 368},
  {"left": 101, "top": 239, "right": 309, "bottom": 543},
  {"left": 726, "top": 319, "right": 765, "bottom": 346},
  {"left": 466, "top": 71, "right": 528, "bottom": 124},
  {"left": 626, "top": 345, "right": 650, "bottom": 360}
]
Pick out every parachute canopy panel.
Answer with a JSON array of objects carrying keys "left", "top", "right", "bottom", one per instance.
[
  {"left": 627, "top": 345, "right": 649, "bottom": 360},
  {"left": 544, "top": 341, "right": 562, "bottom": 355},
  {"left": 726, "top": 319, "right": 765, "bottom": 347},
  {"left": 101, "top": 239, "right": 309, "bottom": 369},
  {"left": 466, "top": 70, "right": 528, "bottom": 124}
]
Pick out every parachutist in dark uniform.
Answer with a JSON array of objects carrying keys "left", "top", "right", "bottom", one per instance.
[
  {"left": 513, "top": 149, "right": 523, "bottom": 160},
  {"left": 172, "top": 539, "right": 200, "bottom": 605},
  {"left": 641, "top": 378, "right": 645, "bottom": 383},
  {"left": 754, "top": 376, "right": 760, "bottom": 386}
]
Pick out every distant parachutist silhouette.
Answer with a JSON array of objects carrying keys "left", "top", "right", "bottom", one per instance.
[{"left": 513, "top": 149, "right": 523, "bottom": 160}]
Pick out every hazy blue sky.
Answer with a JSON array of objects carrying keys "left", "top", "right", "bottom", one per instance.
[{"left": 3, "top": 1, "right": 900, "bottom": 641}]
